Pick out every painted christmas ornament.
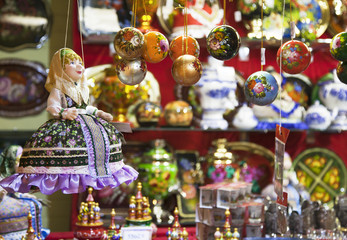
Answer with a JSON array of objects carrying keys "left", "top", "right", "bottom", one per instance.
[
  {"left": 142, "top": 31, "right": 169, "bottom": 63},
  {"left": 169, "top": 36, "right": 200, "bottom": 61},
  {"left": 330, "top": 32, "right": 347, "bottom": 61},
  {"left": 116, "top": 58, "right": 147, "bottom": 85},
  {"left": 206, "top": 25, "right": 241, "bottom": 61},
  {"left": 114, "top": 27, "right": 145, "bottom": 60},
  {"left": 337, "top": 61, "right": 347, "bottom": 83},
  {"left": 244, "top": 71, "right": 279, "bottom": 106},
  {"left": 277, "top": 40, "right": 311, "bottom": 74},
  {"left": 171, "top": 54, "right": 202, "bottom": 86}
]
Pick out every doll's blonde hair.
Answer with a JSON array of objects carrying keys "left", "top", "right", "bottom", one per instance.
[{"left": 60, "top": 48, "right": 83, "bottom": 69}]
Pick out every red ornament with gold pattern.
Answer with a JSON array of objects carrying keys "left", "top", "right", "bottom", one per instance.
[{"left": 277, "top": 40, "right": 311, "bottom": 74}]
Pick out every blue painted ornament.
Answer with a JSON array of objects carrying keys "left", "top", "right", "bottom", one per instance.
[
  {"left": 244, "top": 71, "right": 279, "bottom": 106},
  {"left": 206, "top": 25, "right": 241, "bottom": 61}
]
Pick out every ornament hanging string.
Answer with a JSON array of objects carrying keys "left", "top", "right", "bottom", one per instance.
[
  {"left": 289, "top": 0, "right": 295, "bottom": 39},
  {"left": 132, "top": 0, "right": 138, "bottom": 27},
  {"left": 223, "top": 0, "right": 226, "bottom": 25},
  {"left": 141, "top": 0, "right": 148, "bottom": 25},
  {"left": 182, "top": 0, "right": 189, "bottom": 55},
  {"left": 278, "top": 0, "right": 287, "bottom": 130},
  {"left": 77, "top": 0, "right": 85, "bottom": 65},
  {"left": 260, "top": 0, "right": 264, "bottom": 71},
  {"left": 61, "top": 0, "right": 71, "bottom": 79}
]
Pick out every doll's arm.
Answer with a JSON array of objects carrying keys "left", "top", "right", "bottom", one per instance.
[
  {"left": 85, "top": 105, "right": 113, "bottom": 122},
  {"left": 46, "top": 88, "right": 78, "bottom": 120}
]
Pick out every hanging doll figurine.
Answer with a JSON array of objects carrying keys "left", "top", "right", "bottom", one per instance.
[{"left": 0, "top": 48, "right": 138, "bottom": 195}]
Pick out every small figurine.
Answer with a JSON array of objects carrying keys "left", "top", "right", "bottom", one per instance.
[
  {"left": 288, "top": 210, "right": 303, "bottom": 237},
  {"left": 214, "top": 227, "right": 222, "bottom": 240},
  {"left": 232, "top": 228, "right": 240, "bottom": 239},
  {"left": 264, "top": 202, "right": 277, "bottom": 236},
  {"left": 128, "top": 196, "right": 136, "bottom": 220},
  {"left": 24, "top": 212, "right": 36, "bottom": 240},
  {"left": 108, "top": 208, "right": 117, "bottom": 237},
  {"left": 0, "top": 48, "right": 138, "bottom": 194},
  {"left": 167, "top": 227, "right": 172, "bottom": 240}
]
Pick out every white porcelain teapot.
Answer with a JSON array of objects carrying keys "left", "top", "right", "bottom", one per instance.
[
  {"left": 304, "top": 101, "right": 337, "bottom": 130},
  {"left": 232, "top": 104, "right": 258, "bottom": 130},
  {"left": 319, "top": 70, "right": 347, "bottom": 112}
]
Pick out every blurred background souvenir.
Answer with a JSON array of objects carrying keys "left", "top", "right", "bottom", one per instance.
[
  {"left": 317, "top": 70, "right": 347, "bottom": 130},
  {"left": 0, "top": 145, "right": 49, "bottom": 239},
  {"left": 127, "top": 0, "right": 160, "bottom": 33},
  {"left": 232, "top": 103, "right": 258, "bottom": 130},
  {"left": 237, "top": 0, "right": 330, "bottom": 41},
  {"left": 293, "top": 147, "right": 347, "bottom": 206},
  {"left": 135, "top": 101, "right": 162, "bottom": 127},
  {"left": 305, "top": 100, "right": 337, "bottom": 130},
  {"left": 0, "top": 59, "right": 49, "bottom": 118},
  {"left": 195, "top": 57, "right": 238, "bottom": 130},
  {"left": 327, "top": 0, "right": 347, "bottom": 36},
  {"left": 0, "top": 0, "right": 51, "bottom": 51},
  {"left": 138, "top": 139, "right": 178, "bottom": 224},
  {"left": 164, "top": 100, "right": 193, "bottom": 127},
  {"left": 85, "top": 58, "right": 161, "bottom": 125},
  {"left": 157, "top": 0, "right": 223, "bottom": 39},
  {"left": 78, "top": 0, "right": 131, "bottom": 43},
  {"left": 204, "top": 139, "right": 274, "bottom": 193}
]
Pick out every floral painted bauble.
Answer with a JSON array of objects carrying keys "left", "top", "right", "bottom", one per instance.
[
  {"left": 244, "top": 71, "right": 279, "bottom": 106},
  {"left": 206, "top": 25, "right": 241, "bottom": 61},
  {"left": 277, "top": 40, "right": 311, "bottom": 74},
  {"left": 330, "top": 32, "right": 347, "bottom": 61},
  {"left": 171, "top": 55, "right": 202, "bottom": 86},
  {"left": 337, "top": 61, "right": 347, "bottom": 84},
  {"left": 116, "top": 58, "right": 147, "bottom": 85},
  {"left": 114, "top": 27, "right": 145, "bottom": 60},
  {"left": 169, "top": 36, "right": 200, "bottom": 61},
  {"left": 142, "top": 31, "right": 169, "bottom": 63}
]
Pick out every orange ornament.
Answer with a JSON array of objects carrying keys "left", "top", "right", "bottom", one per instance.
[
  {"left": 171, "top": 54, "right": 202, "bottom": 86},
  {"left": 169, "top": 36, "right": 200, "bottom": 61},
  {"left": 142, "top": 31, "right": 169, "bottom": 63}
]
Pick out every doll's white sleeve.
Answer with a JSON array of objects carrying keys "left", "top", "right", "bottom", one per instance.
[{"left": 46, "top": 88, "right": 64, "bottom": 118}]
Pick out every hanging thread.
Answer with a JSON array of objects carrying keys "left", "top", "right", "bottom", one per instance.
[
  {"left": 279, "top": 0, "right": 287, "bottom": 130},
  {"left": 132, "top": 0, "right": 138, "bottom": 27},
  {"left": 141, "top": 0, "right": 148, "bottom": 23},
  {"left": 260, "top": 0, "right": 266, "bottom": 69},
  {"left": 77, "top": 0, "right": 85, "bottom": 65},
  {"left": 223, "top": 0, "right": 226, "bottom": 25},
  {"left": 61, "top": 0, "right": 71, "bottom": 78}
]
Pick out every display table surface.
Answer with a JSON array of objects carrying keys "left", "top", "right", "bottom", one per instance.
[{"left": 46, "top": 226, "right": 197, "bottom": 240}]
